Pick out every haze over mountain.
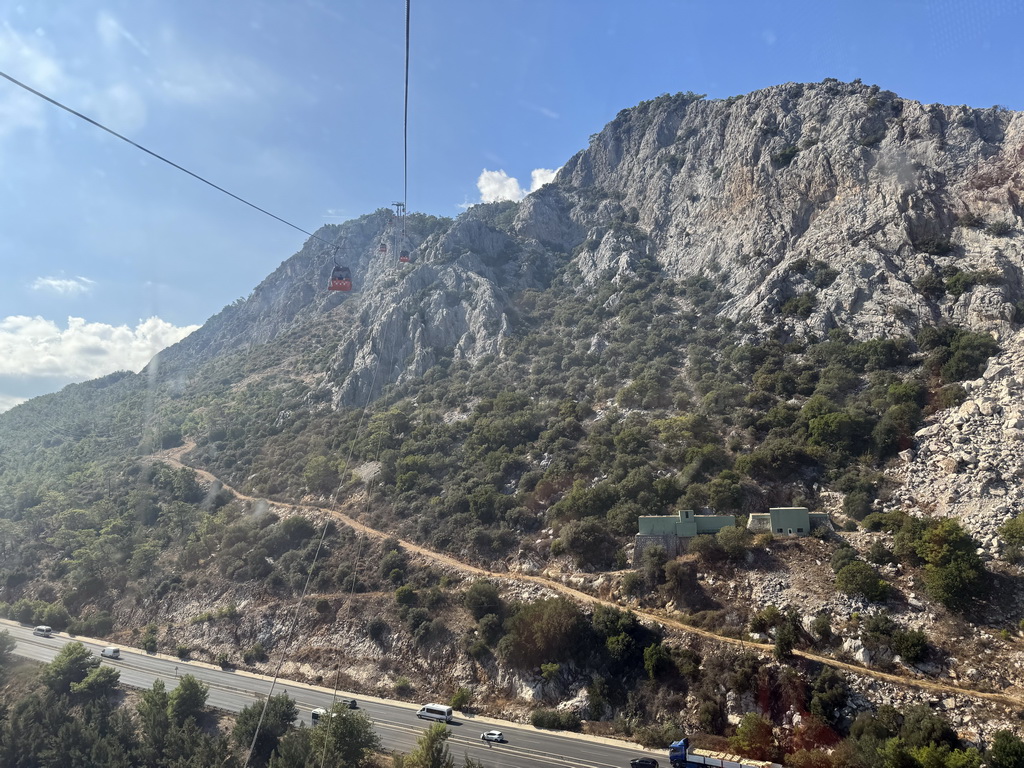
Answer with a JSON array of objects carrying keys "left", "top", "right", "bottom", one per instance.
[{"left": 3, "top": 80, "right": 1024, "bottom": 765}]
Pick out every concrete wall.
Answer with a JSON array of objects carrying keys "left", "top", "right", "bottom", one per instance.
[
  {"left": 694, "top": 515, "right": 736, "bottom": 534},
  {"left": 638, "top": 509, "right": 698, "bottom": 538},
  {"left": 633, "top": 533, "right": 680, "bottom": 565},
  {"left": 746, "top": 507, "right": 831, "bottom": 536}
]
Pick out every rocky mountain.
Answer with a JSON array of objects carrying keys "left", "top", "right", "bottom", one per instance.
[
  {"left": 147, "top": 80, "right": 1023, "bottom": 410},
  {"left": 4, "top": 80, "right": 1024, "bottom": 764},
  {"left": 888, "top": 326, "right": 1024, "bottom": 552}
]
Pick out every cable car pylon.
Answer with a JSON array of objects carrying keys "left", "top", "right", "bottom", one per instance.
[{"left": 392, "top": 201, "right": 410, "bottom": 263}]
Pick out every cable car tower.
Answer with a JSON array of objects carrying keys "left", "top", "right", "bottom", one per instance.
[{"left": 392, "top": 201, "right": 410, "bottom": 263}]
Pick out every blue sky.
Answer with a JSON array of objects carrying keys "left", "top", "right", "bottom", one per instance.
[{"left": 1, "top": 0, "right": 1022, "bottom": 411}]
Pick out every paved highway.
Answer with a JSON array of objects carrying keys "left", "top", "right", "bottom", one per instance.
[{"left": 2, "top": 619, "right": 672, "bottom": 768}]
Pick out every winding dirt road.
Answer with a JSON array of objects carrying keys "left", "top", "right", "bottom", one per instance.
[{"left": 154, "top": 446, "right": 1024, "bottom": 712}]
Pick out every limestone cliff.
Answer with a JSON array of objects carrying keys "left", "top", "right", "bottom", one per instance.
[{"left": 155, "top": 80, "right": 1024, "bottom": 405}]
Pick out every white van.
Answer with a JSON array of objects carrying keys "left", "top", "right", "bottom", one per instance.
[
  {"left": 100, "top": 647, "right": 121, "bottom": 659},
  {"left": 32, "top": 625, "right": 52, "bottom": 637},
  {"left": 416, "top": 703, "right": 453, "bottom": 722}
]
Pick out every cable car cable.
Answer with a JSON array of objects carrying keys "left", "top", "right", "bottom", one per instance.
[
  {"left": 0, "top": 69, "right": 341, "bottom": 254},
  {"left": 246, "top": 3, "right": 413, "bottom": 763}
]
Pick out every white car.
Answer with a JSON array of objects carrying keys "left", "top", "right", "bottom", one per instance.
[
  {"left": 100, "top": 647, "right": 121, "bottom": 659},
  {"left": 481, "top": 730, "right": 504, "bottom": 743}
]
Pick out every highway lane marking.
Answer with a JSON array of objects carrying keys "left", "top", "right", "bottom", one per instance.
[
  {"left": 445, "top": 734, "right": 640, "bottom": 768},
  {"left": 5, "top": 622, "right": 658, "bottom": 764}
]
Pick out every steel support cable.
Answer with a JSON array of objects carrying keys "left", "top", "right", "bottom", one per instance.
[
  {"left": 318, "top": 7, "right": 412, "bottom": 757},
  {"left": 244, "top": 310, "right": 393, "bottom": 768},
  {"left": 404, "top": 0, "right": 410, "bottom": 215},
  {"left": 258, "top": 6, "right": 415, "bottom": 761},
  {"left": 317, "top": 315, "right": 401, "bottom": 768},
  {"left": 0, "top": 69, "right": 344, "bottom": 256}
]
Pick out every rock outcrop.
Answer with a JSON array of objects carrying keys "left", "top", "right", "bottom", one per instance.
[
  {"left": 152, "top": 80, "right": 1024, "bottom": 406},
  {"left": 887, "top": 327, "right": 1024, "bottom": 552}
]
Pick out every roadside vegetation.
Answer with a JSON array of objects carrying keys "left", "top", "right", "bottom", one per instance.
[{"left": 0, "top": 215, "right": 1013, "bottom": 766}]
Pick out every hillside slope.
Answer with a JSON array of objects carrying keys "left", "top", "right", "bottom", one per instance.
[{"left": 3, "top": 79, "right": 1024, "bottom": 764}]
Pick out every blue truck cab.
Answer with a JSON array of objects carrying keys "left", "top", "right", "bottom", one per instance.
[{"left": 668, "top": 738, "right": 690, "bottom": 767}]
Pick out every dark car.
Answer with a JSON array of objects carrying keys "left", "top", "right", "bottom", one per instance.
[{"left": 630, "top": 759, "right": 659, "bottom": 768}]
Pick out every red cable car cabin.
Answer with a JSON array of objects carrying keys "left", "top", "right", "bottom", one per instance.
[
  {"left": 328, "top": 265, "right": 352, "bottom": 292},
  {"left": 399, "top": 249, "right": 411, "bottom": 263}
]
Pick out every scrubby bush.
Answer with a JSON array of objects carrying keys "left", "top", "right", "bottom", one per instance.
[
  {"left": 498, "top": 598, "right": 587, "bottom": 668},
  {"left": 730, "top": 712, "right": 777, "bottom": 760},
  {"left": 835, "top": 561, "right": 888, "bottom": 602},
  {"left": 530, "top": 708, "right": 581, "bottom": 731},
  {"left": 892, "top": 628, "right": 928, "bottom": 664},
  {"left": 450, "top": 686, "right": 472, "bottom": 710},
  {"left": 830, "top": 546, "right": 858, "bottom": 574},
  {"left": 634, "top": 722, "right": 686, "bottom": 748},
  {"left": 464, "top": 580, "right": 502, "bottom": 619},
  {"left": 867, "top": 540, "right": 895, "bottom": 565},
  {"left": 243, "top": 643, "right": 268, "bottom": 664},
  {"left": 717, "top": 526, "right": 752, "bottom": 561},
  {"left": 810, "top": 614, "right": 833, "bottom": 646},
  {"left": 689, "top": 534, "right": 725, "bottom": 563},
  {"left": 394, "top": 585, "right": 417, "bottom": 606},
  {"left": 621, "top": 571, "right": 646, "bottom": 597},
  {"left": 843, "top": 491, "right": 873, "bottom": 520},
  {"left": 749, "top": 606, "right": 783, "bottom": 634},
  {"left": 985, "top": 219, "right": 1014, "bottom": 237}
]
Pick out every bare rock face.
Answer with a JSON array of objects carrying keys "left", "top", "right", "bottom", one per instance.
[
  {"left": 887, "top": 327, "right": 1024, "bottom": 552},
  {"left": 560, "top": 82, "right": 1024, "bottom": 340},
  {"left": 154, "top": 81, "right": 1024, "bottom": 405}
]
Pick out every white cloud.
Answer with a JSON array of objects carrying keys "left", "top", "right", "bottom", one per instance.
[
  {"left": 0, "top": 21, "right": 65, "bottom": 136},
  {"left": 476, "top": 167, "right": 559, "bottom": 203},
  {"left": 31, "top": 275, "right": 95, "bottom": 295},
  {"left": 0, "top": 393, "right": 27, "bottom": 413},
  {"left": 530, "top": 168, "right": 557, "bottom": 191},
  {"left": 477, "top": 169, "right": 525, "bottom": 203},
  {"left": 0, "top": 18, "right": 147, "bottom": 138},
  {"left": 0, "top": 315, "right": 199, "bottom": 380},
  {"left": 521, "top": 101, "right": 560, "bottom": 120},
  {"left": 96, "top": 11, "right": 149, "bottom": 56}
]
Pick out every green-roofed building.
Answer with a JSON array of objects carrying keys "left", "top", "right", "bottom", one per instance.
[
  {"left": 633, "top": 508, "right": 737, "bottom": 563},
  {"left": 746, "top": 507, "right": 831, "bottom": 536}
]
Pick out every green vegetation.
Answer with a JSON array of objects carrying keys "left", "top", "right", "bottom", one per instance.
[
  {"left": 985, "top": 219, "right": 1014, "bottom": 237},
  {"left": 531, "top": 708, "right": 582, "bottom": 731},
  {"left": 0, "top": 660, "right": 230, "bottom": 766},
  {"left": 233, "top": 693, "right": 298, "bottom": 765},
  {"left": 835, "top": 561, "right": 889, "bottom": 602},
  {"left": 0, "top": 191, "right": 1011, "bottom": 767},
  {"left": 392, "top": 721, "right": 457, "bottom": 768}
]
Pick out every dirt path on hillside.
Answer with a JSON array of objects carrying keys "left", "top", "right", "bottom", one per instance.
[{"left": 151, "top": 447, "right": 1024, "bottom": 711}]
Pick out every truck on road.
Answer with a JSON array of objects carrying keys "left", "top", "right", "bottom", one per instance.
[{"left": 669, "top": 738, "right": 782, "bottom": 768}]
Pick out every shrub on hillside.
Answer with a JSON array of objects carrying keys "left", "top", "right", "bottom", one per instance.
[
  {"left": 835, "top": 561, "right": 889, "bottom": 602},
  {"left": 717, "top": 526, "right": 752, "bottom": 561},
  {"left": 892, "top": 629, "right": 928, "bottom": 664},
  {"left": 830, "top": 546, "right": 858, "bottom": 574},
  {"left": 688, "top": 534, "right": 725, "bottom": 563},
  {"left": 498, "top": 598, "right": 587, "bottom": 668},
  {"left": 530, "top": 708, "right": 581, "bottom": 731},
  {"left": 560, "top": 517, "right": 618, "bottom": 569},
  {"left": 464, "top": 580, "right": 502, "bottom": 620}
]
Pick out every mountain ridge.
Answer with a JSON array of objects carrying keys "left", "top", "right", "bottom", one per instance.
[{"left": 3, "top": 79, "right": 1024, "bottom": 761}]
